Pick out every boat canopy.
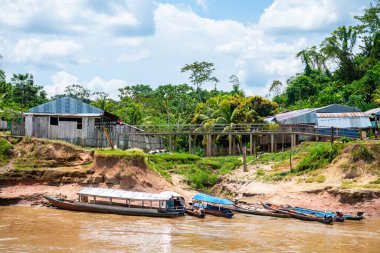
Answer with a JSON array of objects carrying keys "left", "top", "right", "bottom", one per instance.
[
  {"left": 78, "top": 187, "right": 175, "bottom": 201},
  {"left": 192, "top": 193, "right": 234, "bottom": 205}
]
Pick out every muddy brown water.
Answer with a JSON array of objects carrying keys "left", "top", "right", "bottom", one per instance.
[{"left": 0, "top": 206, "right": 379, "bottom": 253}]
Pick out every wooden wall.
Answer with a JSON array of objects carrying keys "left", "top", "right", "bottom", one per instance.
[
  {"left": 0, "top": 120, "right": 7, "bottom": 130},
  {"left": 22, "top": 115, "right": 163, "bottom": 151}
]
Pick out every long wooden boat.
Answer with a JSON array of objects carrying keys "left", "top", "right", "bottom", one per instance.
[
  {"left": 262, "top": 202, "right": 333, "bottom": 225},
  {"left": 192, "top": 193, "right": 234, "bottom": 218},
  {"left": 44, "top": 188, "right": 185, "bottom": 218},
  {"left": 233, "top": 204, "right": 291, "bottom": 218},
  {"left": 288, "top": 206, "right": 344, "bottom": 222}
]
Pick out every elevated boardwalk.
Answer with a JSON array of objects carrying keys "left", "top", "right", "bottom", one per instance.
[{"left": 128, "top": 124, "right": 361, "bottom": 156}]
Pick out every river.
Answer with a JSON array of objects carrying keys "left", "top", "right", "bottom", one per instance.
[{"left": 0, "top": 206, "right": 379, "bottom": 252}]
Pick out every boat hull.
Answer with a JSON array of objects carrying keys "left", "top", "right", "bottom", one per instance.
[
  {"left": 234, "top": 206, "right": 291, "bottom": 218},
  {"left": 44, "top": 196, "right": 182, "bottom": 218},
  {"left": 185, "top": 208, "right": 205, "bottom": 218},
  {"left": 262, "top": 202, "right": 333, "bottom": 225}
]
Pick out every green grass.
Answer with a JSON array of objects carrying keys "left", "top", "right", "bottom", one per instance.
[
  {"left": 351, "top": 144, "right": 375, "bottom": 163},
  {"left": 147, "top": 153, "right": 242, "bottom": 192},
  {"left": 296, "top": 142, "right": 343, "bottom": 172},
  {"left": 0, "top": 138, "right": 13, "bottom": 166}
]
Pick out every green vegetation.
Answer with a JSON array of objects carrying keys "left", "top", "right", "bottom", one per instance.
[
  {"left": 351, "top": 144, "right": 375, "bottom": 162},
  {"left": 0, "top": 139, "right": 13, "bottom": 166},
  {"left": 272, "top": 2, "right": 379, "bottom": 111},
  {"left": 148, "top": 153, "right": 242, "bottom": 192},
  {"left": 296, "top": 143, "right": 343, "bottom": 172}
]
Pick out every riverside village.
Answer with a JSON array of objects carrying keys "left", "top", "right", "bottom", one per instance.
[{"left": 0, "top": 1, "right": 379, "bottom": 252}]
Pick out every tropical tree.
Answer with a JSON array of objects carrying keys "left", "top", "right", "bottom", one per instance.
[
  {"left": 321, "top": 26, "right": 358, "bottom": 82},
  {"left": 7, "top": 73, "right": 47, "bottom": 109},
  {"left": 181, "top": 61, "right": 219, "bottom": 100},
  {"left": 63, "top": 84, "right": 92, "bottom": 103}
]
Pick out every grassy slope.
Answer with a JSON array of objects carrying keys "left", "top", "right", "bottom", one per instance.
[{"left": 0, "top": 139, "right": 13, "bottom": 166}]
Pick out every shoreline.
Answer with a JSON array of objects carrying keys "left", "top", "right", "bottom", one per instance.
[{"left": 1, "top": 183, "right": 379, "bottom": 217}]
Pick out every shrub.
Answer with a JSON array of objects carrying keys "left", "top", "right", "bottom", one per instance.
[
  {"left": 0, "top": 138, "right": 13, "bottom": 165},
  {"left": 296, "top": 143, "right": 342, "bottom": 172},
  {"left": 351, "top": 145, "right": 374, "bottom": 163}
]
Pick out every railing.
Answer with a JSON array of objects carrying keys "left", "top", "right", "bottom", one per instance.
[{"left": 121, "top": 123, "right": 361, "bottom": 139}]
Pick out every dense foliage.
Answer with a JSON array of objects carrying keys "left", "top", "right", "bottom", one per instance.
[{"left": 272, "top": 2, "right": 380, "bottom": 111}]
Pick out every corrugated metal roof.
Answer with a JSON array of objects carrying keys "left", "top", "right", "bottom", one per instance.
[
  {"left": 78, "top": 187, "right": 175, "bottom": 201},
  {"left": 28, "top": 97, "right": 104, "bottom": 115},
  {"left": 274, "top": 104, "right": 363, "bottom": 125},
  {"left": 317, "top": 115, "right": 371, "bottom": 128},
  {"left": 366, "top": 108, "right": 380, "bottom": 115},
  {"left": 316, "top": 112, "right": 368, "bottom": 118},
  {"left": 24, "top": 113, "right": 102, "bottom": 117},
  {"left": 275, "top": 108, "right": 315, "bottom": 123},
  {"left": 316, "top": 104, "right": 361, "bottom": 113}
]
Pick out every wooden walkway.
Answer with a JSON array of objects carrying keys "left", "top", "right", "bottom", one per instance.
[{"left": 126, "top": 124, "right": 360, "bottom": 156}]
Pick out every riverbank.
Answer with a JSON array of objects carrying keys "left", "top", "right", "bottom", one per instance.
[{"left": 1, "top": 137, "right": 380, "bottom": 215}]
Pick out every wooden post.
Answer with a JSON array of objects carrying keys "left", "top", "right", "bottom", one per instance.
[
  {"left": 249, "top": 134, "right": 253, "bottom": 155},
  {"left": 232, "top": 136, "right": 236, "bottom": 155},
  {"left": 331, "top": 127, "right": 334, "bottom": 144},
  {"left": 206, "top": 134, "right": 211, "bottom": 157},
  {"left": 270, "top": 134, "right": 274, "bottom": 153},
  {"left": 243, "top": 146, "right": 247, "bottom": 172},
  {"left": 188, "top": 135, "right": 192, "bottom": 153},
  {"left": 228, "top": 134, "right": 232, "bottom": 155},
  {"left": 281, "top": 134, "right": 284, "bottom": 161},
  {"left": 253, "top": 135, "right": 257, "bottom": 157},
  {"left": 291, "top": 134, "right": 295, "bottom": 149},
  {"left": 168, "top": 135, "right": 172, "bottom": 151}
]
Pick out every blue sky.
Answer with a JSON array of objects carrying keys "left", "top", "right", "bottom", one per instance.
[{"left": 0, "top": 0, "right": 372, "bottom": 99}]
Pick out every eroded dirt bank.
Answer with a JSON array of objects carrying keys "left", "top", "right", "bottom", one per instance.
[
  {"left": 0, "top": 138, "right": 195, "bottom": 206},
  {"left": 1, "top": 137, "right": 380, "bottom": 216}
]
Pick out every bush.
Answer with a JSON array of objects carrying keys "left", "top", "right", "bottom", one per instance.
[
  {"left": 351, "top": 144, "right": 374, "bottom": 163},
  {"left": 296, "top": 143, "right": 342, "bottom": 172},
  {"left": 0, "top": 138, "right": 13, "bottom": 165}
]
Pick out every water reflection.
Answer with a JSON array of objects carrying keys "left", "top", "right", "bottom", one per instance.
[{"left": 0, "top": 207, "right": 379, "bottom": 252}]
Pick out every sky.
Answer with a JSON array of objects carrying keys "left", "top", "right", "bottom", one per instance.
[{"left": 0, "top": 0, "right": 372, "bottom": 99}]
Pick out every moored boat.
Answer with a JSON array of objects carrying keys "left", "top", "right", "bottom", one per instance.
[
  {"left": 262, "top": 202, "right": 333, "bottom": 225},
  {"left": 185, "top": 203, "right": 205, "bottom": 218},
  {"left": 234, "top": 202, "right": 291, "bottom": 218},
  {"left": 44, "top": 187, "right": 185, "bottom": 218},
  {"left": 192, "top": 193, "right": 234, "bottom": 218},
  {"left": 288, "top": 206, "right": 343, "bottom": 222}
]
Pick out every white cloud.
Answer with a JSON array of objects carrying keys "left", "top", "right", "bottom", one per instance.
[
  {"left": 117, "top": 50, "right": 150, "bottom": 62},
  {"left": 12, "top": 38, "right": 82, "bottom": 63},
  {"left": 0, "top": 0, "right": 156, "bottom": 36},
  {"left": 45, "top": 71, "right": 79, "bottom": 96},
  {"left": 259, "top": 0, "right": 336, "bottom": 31},
  {"left": 45, "top": 71, "right": 126, "bottom": 99},
  {"left": 1, "top": 0, "right": 371, "bottom": 99},
  {"left": 86, "top": 77, "right": 126, "bottom": 98},
  {"left": 196, "top": 0, "right": 208, "bottom": 11}
]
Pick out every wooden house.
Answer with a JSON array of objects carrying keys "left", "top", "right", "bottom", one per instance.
[
  {"left": 24, "top": 97, "right": 164, "bottom": 150},
  {"left": 25, "top": 97, "right": 119, "bottom": 142}
]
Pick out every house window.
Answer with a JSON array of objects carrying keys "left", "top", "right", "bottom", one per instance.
[
  {"left": 50, "top": 117, "right": 58, "bottom": 126},
  {"left": 58, "top": 117, "right": 83, "bottom": 129}
]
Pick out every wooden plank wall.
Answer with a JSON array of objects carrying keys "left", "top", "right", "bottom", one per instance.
[{"left": 0, "top": 120, "right": 7, "bottom": 130}]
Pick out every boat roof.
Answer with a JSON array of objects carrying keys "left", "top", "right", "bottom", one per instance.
[
  {"left": 78, "top": 187, "right": 175, "bottom": 201},
  {"left": 192, "top": 193, "right": 234, "bottom": 205}
]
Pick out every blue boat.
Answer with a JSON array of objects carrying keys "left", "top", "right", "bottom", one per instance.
[
  {"left": 192, "top": 193, "right": 234, "bottom": 218},
  {"left": 289, "top": 206, "right": 344, "bottom": 222}
]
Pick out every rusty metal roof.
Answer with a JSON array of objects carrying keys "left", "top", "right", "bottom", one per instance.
[{"left": 316, "top": 112, "right": 368, "bottom": 118}]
